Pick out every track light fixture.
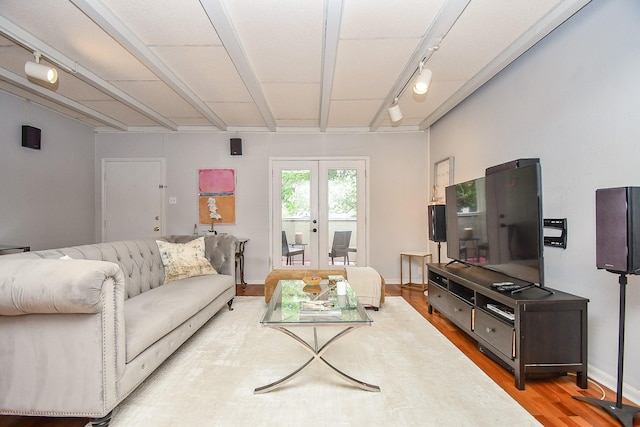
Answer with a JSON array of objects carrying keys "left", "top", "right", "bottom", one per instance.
[
  {"left": 387, "top": 55, "right": 434, "bottom": 124},
  {"left": 25, "top": 52, "right": 58, "bottom": 84},
  {"left": 413, "top": 61, "right": 432, "bottom": 95},
  {"left": 388, "top": 98, "right": 402, "bottom": 122}
]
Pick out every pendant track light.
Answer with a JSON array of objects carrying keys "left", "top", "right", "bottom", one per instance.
[
  {"left": 387, "top": 54, "right": 435, "bottom": 124},
  {"left": 388, "top": 98, "right": 402, "bottom": 122},
  {"left": 25, "top": 52, "right": 58, "bottom": 84},
  {"left": 413, "top": 62, "right": 432, "bottom": 95}
]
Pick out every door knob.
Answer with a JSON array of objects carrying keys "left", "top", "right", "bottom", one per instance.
[
  {"left": 154, "top": 226, "right": 160, "bottom": 232},
  {"left": 312, "top": 228, "right": 317, "bottom": 232},
  {"left": 155, "top": 216, "right": 160, "bottom": 220}
]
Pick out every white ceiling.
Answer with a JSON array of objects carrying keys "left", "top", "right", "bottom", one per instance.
[{"left": 0, "top": 0, "right": 590, "bottom": 133}]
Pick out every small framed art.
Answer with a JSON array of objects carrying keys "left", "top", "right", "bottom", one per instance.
[{"left": 433, "top": 157, "right": 454, "bottom": 203}]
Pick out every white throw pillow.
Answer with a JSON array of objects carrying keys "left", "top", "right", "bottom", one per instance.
[{"left": 156, "top": 237, "right": 217, "bottom": 283}]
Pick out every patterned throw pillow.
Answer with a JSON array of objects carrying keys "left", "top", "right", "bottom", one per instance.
[{"left": 156, "top": 237, "right": 218, "bottom": 283}]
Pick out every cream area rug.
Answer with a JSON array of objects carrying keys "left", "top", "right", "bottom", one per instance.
[{"left": 109, "top": 297, "right": 541, "bottom": 426}]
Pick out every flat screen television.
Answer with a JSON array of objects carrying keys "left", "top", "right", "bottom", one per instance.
[{"left": 445, "top": 163, "right": 544, "bottom": 285}]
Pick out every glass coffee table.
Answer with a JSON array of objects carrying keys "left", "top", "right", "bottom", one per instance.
[{"left": 255, "top": 279, "right": 380, "bottom": 394}]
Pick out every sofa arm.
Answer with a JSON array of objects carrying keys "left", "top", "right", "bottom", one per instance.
[
  {"left": 0, "top": 258, "right": 126, "bottom": 417},
  {"left": 0, "top": 259, "right": 124, "bottom": 315}
]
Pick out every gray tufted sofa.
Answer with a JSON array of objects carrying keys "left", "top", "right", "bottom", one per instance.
[{"left": 0, "top": 234, "right": 237, "bottom": 426}]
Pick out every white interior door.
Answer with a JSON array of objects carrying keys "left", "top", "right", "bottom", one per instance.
[
  {"left": 102, "top": 158, "right": 165, "bottom": 242},
  {"left": 271, "top": 158, "right": 367, "bottom": 269}
]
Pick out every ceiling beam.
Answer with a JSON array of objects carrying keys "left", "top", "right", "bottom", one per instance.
[
  {"left": 70, "top": 0, "right": 227, "bottom": 131},
  {"left": 0, "top": 68, "right": 128, "bottom": 130},
  {"left": 199, "top": 0, "right": 277, "bottom": 131},
  {"left": 319, "top": 0, "right": 343, "bottom": 132},
  {"left": 0, "top": 15, "right": 177, "bottom": 131},
  {"left": 418, "top": 0, "right": 593, "bottom": 129},
  {"left": 368, "top": 0, "right": 472, "bottom": 131}
]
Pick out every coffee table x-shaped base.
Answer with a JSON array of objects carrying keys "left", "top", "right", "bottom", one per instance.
[{"left": 254, "top": 326, "right": 380, "bottom": 394}]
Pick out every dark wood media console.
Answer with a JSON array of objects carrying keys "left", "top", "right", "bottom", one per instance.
[{"left": 427, "top": 263, "right": 588, "bottom": 390}]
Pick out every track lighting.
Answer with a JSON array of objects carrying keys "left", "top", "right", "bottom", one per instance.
[
  {"left": 413, "top": 62, "right": 432, "bottom": 95},
  {"left": 25, "top": 52, "right": 58, "bottom": 84},
  {"left": 388, "top": 98, "right": 402, "bottom": 122},
  {"left": 387, "top": 59, "right": 433, "bottom": 123}
]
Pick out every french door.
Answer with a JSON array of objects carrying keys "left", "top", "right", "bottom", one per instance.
[{"left": 271, "top": 158, "right": 367, "bottom": 269}]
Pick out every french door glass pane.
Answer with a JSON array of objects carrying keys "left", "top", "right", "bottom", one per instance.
[
  {"left": 281, "top": 169, "right": 310, "bottom": 266},
  {"left": 326, "top": 168, "right": 357, "bottom": 266}
]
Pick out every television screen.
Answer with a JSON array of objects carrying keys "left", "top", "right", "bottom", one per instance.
[{"left": 445, "top": 163, "right": 544, "bottom": 285}]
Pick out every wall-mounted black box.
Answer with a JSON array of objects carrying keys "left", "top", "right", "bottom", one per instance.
[{"left": 22, "top": 125, "right": 41, "bottom": 150}]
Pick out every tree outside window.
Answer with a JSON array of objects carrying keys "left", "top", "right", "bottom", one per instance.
[{"left": 281, "top": 169, "right": 357, "bottom": 218}]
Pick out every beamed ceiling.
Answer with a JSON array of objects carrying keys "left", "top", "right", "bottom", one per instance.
[{"left": 0, "top": 0, "right": 590, "bottom": 133}]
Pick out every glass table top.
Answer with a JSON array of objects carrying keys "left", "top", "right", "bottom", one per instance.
[{"left": 261, "top": 279, "right": 372, "bottom": 326}]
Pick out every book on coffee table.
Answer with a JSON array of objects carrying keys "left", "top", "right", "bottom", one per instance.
[
  {"left": 299, "top": 309, "right": 342, "bottom": 317},
  {"left": 299, "top": 300, "right": 342, "bottom": 316}
]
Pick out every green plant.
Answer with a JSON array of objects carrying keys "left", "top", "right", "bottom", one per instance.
[
  {"left": 328, "top": 169, "right": 357, "bottom": 218},
  {"left": 280, "top": 169, "right": 358, "bottom": 218},
  {"left": 281, "top": 170, "right": 310, "bottom": 217}
]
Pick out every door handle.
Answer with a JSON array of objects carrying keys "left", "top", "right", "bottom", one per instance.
[
  {"left": 154, "top": 226, "right": 160, "bottom": 232},
  {"left": 312, "top": 228, "right": 317, "bottom": 233}
]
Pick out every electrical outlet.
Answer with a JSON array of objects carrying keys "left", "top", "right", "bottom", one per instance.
[{"left": 169, "top": 197, "right": 177, "bottom": 205}]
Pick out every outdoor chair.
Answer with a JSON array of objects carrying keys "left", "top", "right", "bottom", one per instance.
[
  {"left": 329, "top": 230, "right": 352, "bottom": 265},
  {"left": 282, "top": 231, "right": 305, "bottom": 265}
]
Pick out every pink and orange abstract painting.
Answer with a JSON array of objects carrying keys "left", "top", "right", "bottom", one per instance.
[{"left": 198, "top": 169, "right": 235, "bottom": 224}]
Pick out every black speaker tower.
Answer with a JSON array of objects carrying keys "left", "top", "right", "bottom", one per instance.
[
  {"left": 596, "top": 187, "right": 640, "bottom": 274},
  {"left": 428, "top": 204, "right": 446, "bottom": 263},
  {"left": 572, "top": 187, "right": 640, "bottom": 427}
]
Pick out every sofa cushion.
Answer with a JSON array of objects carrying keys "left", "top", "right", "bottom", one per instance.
[
  {"left": 123, "top": 274, "right": 233, "bottom": 363},
  {"left": 156, "top": 237, "right": 217, "bottom": 283}
]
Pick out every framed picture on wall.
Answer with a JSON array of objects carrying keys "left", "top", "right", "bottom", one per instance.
[
  {"left": 198, "top": 169, "right": 236, "bottom": 225},
  {"left": 433, "top": 157, "right": 454, "bottom": 203}
]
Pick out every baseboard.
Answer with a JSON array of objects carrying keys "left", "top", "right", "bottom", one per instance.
[{"left": 587, "top": 364, "right": 640, "bottom": 405}]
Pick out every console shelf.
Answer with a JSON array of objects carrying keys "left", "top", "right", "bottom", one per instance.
[{"left": 427, "top": 263, "right": 588, "bottom": 390}]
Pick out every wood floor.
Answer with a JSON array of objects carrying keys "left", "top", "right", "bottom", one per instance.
[{"left": 1, "top": 284, "right": 637, "bottom": 427}]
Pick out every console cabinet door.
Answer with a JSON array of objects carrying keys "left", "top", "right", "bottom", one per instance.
[
  {"left": 474, "top": 310, "right": 515, "bottom": 359},
  {"left": 428, "top": 284, "right": 448, "bottom": 314},
  {"left": 448, "top": 295, "right": 473, "bottom": 331}
]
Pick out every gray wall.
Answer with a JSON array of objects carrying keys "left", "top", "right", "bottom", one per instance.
[
  {"left": 0, "top": 91, "right": 95, "bottom": 250},
  {"left": 95, "top": 131, "right": 430, "bottom": 286},
  {"left": 429, "top": 0, "right": 640, "bottom": 401}
]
